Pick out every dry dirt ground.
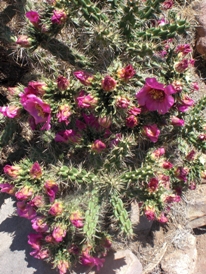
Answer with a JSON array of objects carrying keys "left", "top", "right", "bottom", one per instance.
[{"left": 0, "top": 1, "right": 206, "bottom": 274}]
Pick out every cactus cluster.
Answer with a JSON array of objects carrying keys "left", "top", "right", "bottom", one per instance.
[{"left": 0, "top": 0, "right": 206, "bottom": 273}]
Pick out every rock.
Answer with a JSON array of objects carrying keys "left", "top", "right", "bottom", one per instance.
[
  {"left": 97, "top": 249, "right": 142, "bottom": 274},
  {"left": 161, "top": 233, "right": 197, "bottom": 274},
  {"left": 193, "top": 0, "right": 206, "bottom": 56}
]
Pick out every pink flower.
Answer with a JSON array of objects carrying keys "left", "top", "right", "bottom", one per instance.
[
  {"left": 73, "top": 71, "right": 93, "bottom": 86},
  {"left": 136, "top": 78, "right": 176, "bottom": 114},
  {"left": 57, "top": 105, "right": 71, "bottom": 125},
  {"left": 98, "top": 116, "right": 112, "bottom": 128},
  {"left": 162, "top": 0, "right": 173, "bottom": 9},
  {"left": 166, "top": 194, "right": 181, "bottom": 203},
  {"left": 109, "top": 133, "right": 122, "bottom": 147},
  {"left": 31, "top": 217, "right": 49, "bottom": 233},
  {"left": 80, "top": 253, "right": 105, "bottom": 271},
  {"left": 30, "top": 249, "right": 49, "bottom": 259},
  {"left": 162, "top": 161, "right": 173, "bottom": 169},
  {"left": 191, "top": 82, "right": 199, "bottom": 91},
  {"left": 25, "top": 11, "right": 40, "bottom": 26},
  {"left": 15, "top": 186, "right": 33, "bottom": 200},
  {"left": 3, "top": 165, "right": 21, "bottom": 179},
  {"left": 144, "top": 205, "right": 156, "bottom": 221},
  {"left": 128, "top": 106, "right": 141, "bottom": 116},
  {"left": 44, "top": 180, "right": 58, "bottom": 202},
  {"left": 157, "top": 213, "right": 168, "bottom": 223},
  {"left": 52, "top": 226, "right": 66, "bottom": 242},
  {"left": 51, "top": 10, "right": 67, "bottom": 24},
  {"left": 16, "top": 35, "right": 33, "bottom": 47},
  {"left": 126, "top": 115, "right": 138, "bottom": 128},
  {"left": 177, "top": 96, "right": 194, "bottom": 112},
  {"left": 171, "top": 116, "right": 185, "bottom": 126},
  {"left": 0, "top": 106, "right": 20, "bottom": 118},
  {"left": 28, "top": 233, "right": 43, "bottom": 250},
  {"left": 49, "top": 201, "right": 63, "bottom": 216},
  {"left": 76, "top": 90, "right": 98, "bottom": 108},
  {"left": 188, "top": 181, "right": 196, "bottom": 190},
  {"left": 147, "top": 178, "right": 159, "bottom": 193},
  {"left": 174, "top": 59, "right": 189, "bottom": 73},
  {"left": 57, "top": 260, "right": 70, "bottom": 274},
  {"left": 17, "top": 201, "right": 37, "bottom": 219},
  {"left": 101, "top": 75, "right": 117, "bottom": 91},
  {"left": 30, "top": 162, "right": 42, "bottom": 179},
  {"left": 70, "top": 211, "right": 84, "bottom": 228},
  {"left": 91, "top": 140, "right": 106, "bottom": 153},
  {"left": 172, "top": 81, "right": 183, "bottom": 93},
  {"left": 186, "top": 150, "right": 196, "bottom": 161},
  {"left": 116, "top": 97, "right": 130, "bottom": 109},
  {"left": 21, "top": 81, "right": 47, "bottom": 101},
  {"left": 175, "top": 166, "right": 189, "bottom": 182},
  {"left": 157, "top": 18, "right": 168, "bottom": 26},
  {"left": 199, "top": 133, "right": 206, "bottom": 141},
  {"left": 117, "top": 64, "right": 135, "bottom": 81},
  {"left": 176, "top": 44, "right": 192, "bottom": 55},
  {"left": 143, "top": 124, "right": 160, "bottom": 143},
  {"left": 0, "top": 183, "right": 15, "bottom": 195},
  {"left": 29, "top": 195, "right": 45, "bottom": 208},
  {"left": 150, "top": 147, "right": 165, "bottom": 160},
  {"left": 57, "top": 76, "right": 69, "bottom": 90},
  {"left": 55, "top": 129, "right": 81, "bottom": 143},
  {"left": 21, "top": 94, "right": 51, "bottom": 130}
]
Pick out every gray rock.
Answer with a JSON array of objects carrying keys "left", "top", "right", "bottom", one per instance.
[{"left": 161, "top": 233, "right": 197, "bottom": 274}]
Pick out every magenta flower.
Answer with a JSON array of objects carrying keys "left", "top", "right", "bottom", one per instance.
[
  {"left": 70, "top": 211, "right": 84, "bottom": 228},
  {"left": 144, "top": 205, "right": 156, "bottom": 221},
  {"left": 162, "top": 161, "right": 173, "bottom": 169},
  {"left": 126, "top": 115, "right": 138, "bottom": 128},
  {"left": 80, "top": 253, "right": 105, "bottom": 271},
  {"left": 171, "top": 116, "right": 185, "bottom": 127},
  {"left": 30, "top": 162, "right": 42, "bottom": 179},
  {"left": 49, "top": 201, "right": 63, "bottom": 216},
  {"left": 143, "top": 124, "right": 160, "bottom": 143},
  {"left": 177, "top": 96, "right": 194, "bottom": 112},
  {"left": 57, "top": 104, "right": 71, "bottom": 125},
  {"left": 20, "top": 81, "right": 47, "bottom": 102},
  {"left": 29, "top": 195, "right": 45, "bottom": 208},
  {"left": 147, "top": 178, "right": 159, "bottom": 193},
  {"left": 31, "top": 217, "right": 49, "bottom": 233},
  {"left": 189, "top": 181, "right": 196, "bottom": 190},
  {"left": 21, "top": 94, "right": 51, "bottom": 130},
  {"left": 175, "top": 166, "right": 189, "bottom": 182},
  {"left": 136, "top": 78, "right": 176, "bottom": 114},
  {"left": 98, "top": 116, "right": 111, "bottom": 128},
  {"left": 0, "top": 106, "right": 20, "bottom": 118},
  {"left": 191, "top": 82, "right": 199, "bottom": 91},
  {"left": 76, "top": 90, "right": 98, "bottom": 108},
  {"left": 52, "top": 226, "right": 66, "bottom": 242},
  {"left": 162, "top": 0, "right": 173, "bottom": 9},
  {"left": 117, "top": 64, "right": 135, "bottom": 81},
  {"left": 0, "top": 183, "right": 15, "bottom": 195},
  {"left": 116, "top": 97, "right": 130, "bottom": 109},
  {"left": 51, "top": 10, "right": 67, "bottom": 24},
  {"left": 91, "top": 140, "right": 106, "bottom": 153},
  {"left": 55, "top": 129, "right": 81, "bottom": 143},
  {"left": 102, "top": 75, "right": 117, "bottom": 91},
  {"left": 17, "top": 201, "right": 37, "bottom": 219},
  {"left": 30, "top": 249, "right": 49, "bottom": 259},
  {"left": 172, "top": 80, "right": 183, "bottom": 93},
  {"left": 57, "top": 76, "right": 70, "bottom": 90},
  {"left": 150, "top": 147, "right": 165, "bottom": 160},
  {"left": 16, "top": 35, "right": 33, "bottom": 47},
  {"left": 44, "top": 180, "right": 58, "bottom": 202},
  {"left": 128, "top": 106, "right": 141, "bottom": 116},
  {"left": 57, "top": 260, "right": 70, "bottom": 274},
  {"left": 25, "top": 11, "right": 40, "bottom": 26},
  {"left": 28, "top": 233, "right": 43, "bottom": 250},
  {"left": 157, "top": 213, "right": 168, "bottom": 223},
  {"left": 73, "top": 70, "right": 93, "bottom": 86},
  {"left": 176, "top": 44, "right": 192, "bottom": 55},
  {"left": 3, "top": 164, "right": 22, "bottom": 179},
  {"left": 15, "top": 186, "right": 34, "bottom": 200},
  {"left": 186, "top": 150, "right": 196, "bottom": 161},
  {"left": 174, "top": 59, "right": 189, "bottom": 73}
]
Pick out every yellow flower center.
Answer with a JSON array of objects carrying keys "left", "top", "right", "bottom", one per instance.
[{"left": 149, "top": 89, "right": 165, "bottom": 101}]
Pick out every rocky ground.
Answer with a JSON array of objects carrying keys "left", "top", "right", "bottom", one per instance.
[{"left": 0, "top": 0, "right": 206, "bottom": 273}]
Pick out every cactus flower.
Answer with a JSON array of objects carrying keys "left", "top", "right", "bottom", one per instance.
[
  {"left": 30, "top": 162, "right": 42, "bottom": 179},
  {"left": 49, "top": 201, "right": 63, "bottom": 216},
  {"left": 57, "top": 76, "right": 70, "bottom": 90},
  {"left": 126, "top": 115, "right": 138, "bottom": 128},
  {"left": 70, "top": 211, "right": 84, "bottom": 228},
  {"left": 16, "top": 35, "right": 33, "bottom": 47},
  {"left": 52, "top": 226, "right": 66, "bottom": 242},
  {"left": 171, "top": 116, "right": 185, "bottom": 126},
  {"left": 31, "top": 217, "right": 49, "bottom": 233},
  {"left": 57, "top": 104, "right": 71, "bottom": 125},
  {"left": 116, "top": 97, "right": 130, "bottom": 109},
  {"left": 44, "top": 180, "right": 58, "bottom": 202},
  {"left": 144, "top": 205, "right": 156, "bottom": 220},
  {"left": 0, "top": 183, "right": 15, "bottom": 195},
  {"left": 143, "top": 124, "right": 160, "bottom": 143},
  {"left": 51, "top": 10, "right": 67, "bottom": 24},
  {"left": 91, "top": 140, "right": 106, "bottom": 153},
  {"left": 175, "top": 166, "right": 189, "bottom": 182},
  {"left": 176, "top": 44, "right": 192, "bottom": 55},
  {"left": 28, "top": 233, "right": 43, "bottom": 250},
  {"left": 136, "top": 78, "right": 176, "bottom": 114},
  {"left": 101, "top": 75, "right": 117, "bottom": 91},
  {"left": 25, "top": 11, "right": 40, "bottom": 26},
  {"left": 191, "top": 82, "right": 199, "bottom": 91},
  {"left": 0, "top": 106, "right": 20, "bottom": 118},
  {"left": 21, "top": 94, "right": 51, "bottom": 130},
  {"left": 21, "top": 81, "right": 47, "bottom": 101},
  {"left": 16, "top": 201, "right": 37, "bottom": 219},
  {"left": 57, "top": 260, "right": 70, "bottom": 274},
  {"left": 98, "top": 116, "right": 112, "bottom": 128},
  {"left": 73, "top": 71, "right": 93, "bottom": 86},
  {"left": 30, "top": 249, "right": 49, "bottom": 259},
  {"left": 15, "top": 186, "right": 34, "bottom": 200},
  {"left": 117, "top": 64, "right": 135, "bottom": 81},
  {"left": 3, "top": 164, "right": 22, "bottom": 179},
  {"left": 162, "top": 161, "right": 173, "bottom": 169},
  {"left": 174, "top": 59, "right": 189, "bottom": 73},
  {"left": 147, "top": 178, "right": 159, "bottom": 193},
  {"left": 186, "top": 150, "right": 196, "bottom": 161},
  {"left": 162, "top": 0, "right": 173, "bottom": 9},
  {"left": 30, "top": 195, "right": 45, "bottom": 208},
  {"left": 80, "top": 252, "right": 105, "bottom": 271},
  {"left": 77, "top": 90, "right": 98, "bottom": 108},
  {"left": 55, "top": 129, "right": 81, "bottom": 143},
  {"left": 177, "top": 96, "right": 194, "bottom": 112},
  {"left": 150, "top": 147, "right": 165, "bottom": 160}
]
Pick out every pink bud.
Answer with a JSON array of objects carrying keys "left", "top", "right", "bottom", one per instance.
[
  {"left": 91, "top": 140, "right": 106, "bottom": 153},
  {"left": 101, "top": 75, "right": 117, "bottom": 91}
]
